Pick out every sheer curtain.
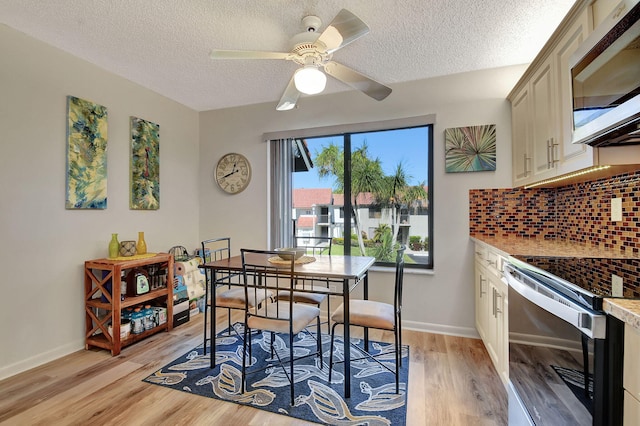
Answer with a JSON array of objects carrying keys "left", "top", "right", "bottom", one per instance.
[{"left": 268, "top": 138, "right": 293, "bottom": 249}]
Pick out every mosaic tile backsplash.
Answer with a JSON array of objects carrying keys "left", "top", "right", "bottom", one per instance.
[{"left": 469, "top": 170, "right": 640, "bottom": 254}]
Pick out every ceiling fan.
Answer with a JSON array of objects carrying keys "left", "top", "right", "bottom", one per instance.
[{"left": 209, "top": 9, "right": 392, "bottom": 111}]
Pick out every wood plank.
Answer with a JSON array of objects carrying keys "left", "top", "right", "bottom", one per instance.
[{"left": 0, "top": 314, "right": 507, "bottom": 425}]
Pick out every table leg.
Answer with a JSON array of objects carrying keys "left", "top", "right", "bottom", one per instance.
[
  {"left": 203, "top": 271, "right": 209, "bottom": 356},
  {"left": 363, "top": 273, "right": 369, "bottom": 352},
  {"left": 343, "top": 277, "right": 350, "bottom": 398},
  {"left": 210, "top": 270, "right": 218, "bottom": 369}
]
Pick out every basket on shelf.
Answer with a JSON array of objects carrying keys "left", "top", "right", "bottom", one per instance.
[{"left": 168, "top": 246, "right": 196, "bottom": 262}]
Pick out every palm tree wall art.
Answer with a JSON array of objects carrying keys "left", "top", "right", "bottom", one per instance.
[{"left": 444, "top": 124, "right": 496, "bottom": 172}]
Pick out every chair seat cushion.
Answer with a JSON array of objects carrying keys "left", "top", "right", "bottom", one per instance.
[
  {"left": 216, "top": 287, "right": 272, "bottom": 310},
  {"left": 276, "top": 284, "right": 328, "bottom": 305},
  {"left": 331, "top": 300, "right": 395, "bottom": 331},
  {"left": 248, "top": 301, "right": 320, "bottom": 335}
]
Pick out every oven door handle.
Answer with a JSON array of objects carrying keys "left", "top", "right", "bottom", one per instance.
[{"left": 504, "top": 270, "right": 606, "bottom": 339}]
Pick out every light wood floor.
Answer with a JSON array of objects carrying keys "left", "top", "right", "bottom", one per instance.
[{"left": 0, "top": 312, "right": 507, "bottom": 425}]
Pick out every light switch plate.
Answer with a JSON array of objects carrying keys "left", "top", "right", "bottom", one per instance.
[
  {"left": 611, "top": 197, "right": 623, "bottom": 222},
  {"left": 612, "top": 274, "right": 623, "bottom": 297}
]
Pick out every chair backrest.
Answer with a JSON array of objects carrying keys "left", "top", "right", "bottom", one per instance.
[
  {"left": 201, "top": 237, "right": 234, "bottom": 284},
  {"left": 200, "top": 237, "right": 231, "bottom": 263},
  {"left": 294, "top": 236, "right": 332, "bottom": 256},
  {"left": 241, "top": 248, "right": 296, "bottom": 331},
  {"left": 394, "top": 245, "right": 406, "bottom": 314}
]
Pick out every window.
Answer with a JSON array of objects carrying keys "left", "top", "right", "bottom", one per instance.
[{"left": 268, "top": 117, "right": 434, "bottom": 269}]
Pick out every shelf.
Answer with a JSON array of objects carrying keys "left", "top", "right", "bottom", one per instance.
[
  {"left": 121, "top": 287, "right": 168, "bottom": 308},
  {"left": 87, "top": 323, "right": 169, "bottom": 349},
  {"left": 84, "top": 253, "right": 174, "bottom": 356}
]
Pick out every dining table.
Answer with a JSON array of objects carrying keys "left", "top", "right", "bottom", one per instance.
[{"left": 201, "top": 253, "right": 376, "bottom": 398}]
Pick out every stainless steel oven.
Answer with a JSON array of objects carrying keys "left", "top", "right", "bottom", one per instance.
[{"left": 504, "top": 256, "right": 628, "bottom": 425}]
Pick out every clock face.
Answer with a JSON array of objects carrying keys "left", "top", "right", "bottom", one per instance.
[{"left": 215, "top": 153, "right": 251, "bottom": 194}]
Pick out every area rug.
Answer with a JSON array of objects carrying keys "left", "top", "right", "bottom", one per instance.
[
  {"left": 144, "top": 323, "right": 409, "bottom": 425},
  {"left": 551, "top": 365, "right": 593, "bottom": 413}
]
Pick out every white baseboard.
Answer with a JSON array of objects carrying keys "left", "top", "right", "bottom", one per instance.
[
  {"left": 402, "top": 320, "right": 480, "bottom": 339},
  {"left": 0, "top": 339, "right": 85, "bottom": 381}
]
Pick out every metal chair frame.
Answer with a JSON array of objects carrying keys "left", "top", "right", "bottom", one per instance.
[
  {"left": 328, "top": 246, "right": 406, "bottom": 394},
  {"left": 240, "top": 248, "right": 323, "bottom": 406},
  {"left": 200, "top": 237, "right": 242, "bottom": 359}
]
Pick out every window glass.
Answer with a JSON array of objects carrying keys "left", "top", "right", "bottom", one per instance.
[{"left": 291, "top": 125, "right": 433, "bottom": 268}]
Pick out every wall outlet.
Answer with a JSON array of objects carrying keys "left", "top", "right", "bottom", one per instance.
[
  {"left": 612, "top": 274, "right": 623, "bottom": 297},
  {"left": 611, "top": 197, "right": 623, "bottom": 222}
]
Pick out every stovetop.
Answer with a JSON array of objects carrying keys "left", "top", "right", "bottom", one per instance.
[{"left": 511, "top": 255, "right": 640, "bottom": 300}]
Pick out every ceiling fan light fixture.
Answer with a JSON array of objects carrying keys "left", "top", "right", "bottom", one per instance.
[{"left": 294, "top": 65, "right": 327, "bottom": 95}]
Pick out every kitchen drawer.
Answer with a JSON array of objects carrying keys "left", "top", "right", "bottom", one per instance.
[
  {"left": 475, "top": 244, "right": 488, "bottom": 263},
  {"left": 474, "top": 242, "right": 505, "bottom": 279}
]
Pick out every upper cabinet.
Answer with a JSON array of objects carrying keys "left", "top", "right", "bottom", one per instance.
[
  {"left": 509, "top": 1, "right": 594, "bottom": 187},
  {"left": 553, "top": 10, "right": 592, "bottom": 172}
]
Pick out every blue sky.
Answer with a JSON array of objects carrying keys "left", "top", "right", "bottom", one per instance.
[{"left": 293, "top": 126, "right": 430, "bottom": 189}]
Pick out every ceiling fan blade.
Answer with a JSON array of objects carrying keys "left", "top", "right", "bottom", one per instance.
[
  {"left": 316, "top": 9, "right": 369, "bottom": 54},
  {"left": 210, "top": 49, "right": 289, "bottom": 60},
  {"left": 276, "top": 76, "right": 300, "bottom": 111},
  {"left": 324, "top": 61, "right": 392, "bottom": 101}
]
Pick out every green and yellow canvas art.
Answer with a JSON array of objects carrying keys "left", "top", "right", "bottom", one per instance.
[
  {"left": 65, "top": 96, "right": 108, "bottom": 209},
  {"left": 445, "top": 124, "right": 496, "bottom": 173},
  {"left": 130, "top": 116, "right": 160, "bottom": 210}
]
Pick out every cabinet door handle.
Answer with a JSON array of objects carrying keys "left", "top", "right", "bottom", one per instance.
[
  {"left": 546, "top": 139, "right": 551, "bottom": 169},
  {"left": 550, "top": 137, "right": 559, "bottom": 165},
  {"left": 479, "top": 276, "right": 487, "bottom": 297},
  {"left": 523, "top": 153, "right": 530, "bottom": 177},
  {"left": 495, "top": 292, "right": 503, "bottom": 316},
  {"left": 492, "top": 288, "right": 497, "bottom": 317}
]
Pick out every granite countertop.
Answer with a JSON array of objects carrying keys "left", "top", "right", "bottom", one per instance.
[
  {"left": 603, "top": 299, "right": 640, "bottom": 330},
  {"left": 471, "top": 234, "right": 640, "bottom": 331},
  {"left": 470, "top": 234, "right": 639, "bottom": 259}
]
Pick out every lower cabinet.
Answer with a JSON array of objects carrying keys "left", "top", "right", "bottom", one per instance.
[
  {"left": 624, "top": 324, "right": 640, "bottom": 425},
  {"left": 475, "top": 242, "right": 508, "bottom": 386}
]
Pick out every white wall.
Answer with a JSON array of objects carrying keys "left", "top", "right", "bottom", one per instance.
[
  {"left": 199, "top": 65, "right": 523, "bottom": 337},
  {"left": 0, "top": 21, "right": 524, "bottom": 379},
  {"left": 0, "top": 25, "right": 200, "bottom": 379}
]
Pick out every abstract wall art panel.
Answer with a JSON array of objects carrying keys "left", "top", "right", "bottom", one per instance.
[
  {"left": 130, "top": 116, "right": 160, "bottom": 210},
  {"left": 445, "top": 124, "right": 496, "bottom": 173},
  {"left": 65, "top": 96, "right": 108, "bottom": 209}
]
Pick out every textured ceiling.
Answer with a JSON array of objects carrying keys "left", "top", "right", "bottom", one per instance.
[{"left": 1, "top": 0, "right": 576, "bottom": 111}]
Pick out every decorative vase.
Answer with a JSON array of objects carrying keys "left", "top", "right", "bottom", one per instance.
[
  {"left": 136, "top": 231, "right": 147, "bottom": 255},
  {"left": 119, "top": 240, "right": 137, "bottom": 257},
  {"left": 109, "top": 233, "right": 119, "bottom": 258}
]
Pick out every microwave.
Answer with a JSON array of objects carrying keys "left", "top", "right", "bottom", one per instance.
[{"left": 570, "top": 0, "right": 640, "bottom": 147}]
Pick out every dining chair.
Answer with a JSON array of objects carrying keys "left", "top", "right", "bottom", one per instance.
[
  {"left": 328, "top": 245, "right": 406, "bottom": 394},
  {"left": 276, "top": 236, "right": 333, "bottom": 333},
  {"left": 240, "top": 248, "right": 323, "bottom": 406},
  {"left": 201, "top": 238, "right": 270, "bottom": 366}
]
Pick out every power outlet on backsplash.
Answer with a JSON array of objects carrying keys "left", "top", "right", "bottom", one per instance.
[
  {"left": 612, "top": 274, "right": 623, "bottom": 297},
  {"left": 611, "top": 198, "right": 623, "bottom": 222}
]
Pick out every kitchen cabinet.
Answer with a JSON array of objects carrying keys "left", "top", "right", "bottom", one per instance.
[
  {"left": 624, "top": 324, "right": 640, "bottom": 425},
  {"left": 553, "top": 7, "right": 594, "bottom": 174},
  {"left": 84, "top": 253, "right": 174, "bottom": 355},
  {"left": 474, "top": 242, "right": 508, "bottom": 386},
  {"left": 530, "top": 56, "right": 558, "bottom": 182},
  {"left": 511, "top": 85, "right": 532, "bottom": 186},
  {"left": 509, "top": 2, "right": 595, "bottom": 187}
]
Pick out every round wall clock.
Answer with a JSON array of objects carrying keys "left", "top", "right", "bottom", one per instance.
[{"left": 215, "top": 153, "right": 251, "bottom": 194}]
